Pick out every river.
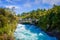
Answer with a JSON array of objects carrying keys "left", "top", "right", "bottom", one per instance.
[{"left": 14, "top": 24, "right": 57, "bottom": 40}]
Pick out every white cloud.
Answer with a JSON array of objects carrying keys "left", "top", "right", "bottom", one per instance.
[
  {"left": 6, "top": 0, "right": 21, "bottom": 2},
  {"left": 14, "top": 0, "right": 21, "bottom": 1},
  {"left": 5, "top": 5, "right": 20, "bottom": 9},
  {"left": 33, "top": 0, "right": 60, "bottom": 5},
  {"left": 5, "top": 5, "right": 23, "bottom": 14},
  {"left": 34, "top": 0, "right": 42, "bottom": 4},
  {"left": 6, "top": 0, "right": 12, "bottom": 2},
  {"left": 6, "top": 0, "right": 21, "bottom": 4},
  {"left": 42, "top": 0, "right": 60, "bottom": 5},
  {"left": 6, "top": 0, "right": 10, "bottom": 2},
  {"left": 23, "top": 3, "right": 31, "bottom": 8}
]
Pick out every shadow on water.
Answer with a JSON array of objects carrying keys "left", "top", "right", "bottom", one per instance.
[{"left": 14, "top": 24, "right": 58, "bottom": 40}]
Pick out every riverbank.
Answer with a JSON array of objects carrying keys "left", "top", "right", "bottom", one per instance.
[
  {"left": 0, "top": 8, "right": 19, "bottom": 40},
  {"left": 46, "top": 31, "right": 60, "bottom": 40},
  {"left": 0, "top": 22, "right": 18, "bottom": 40},
  {"left": 0, "top": 34, "right": 14, "bottom": 40},
  {"left": 36, "top": 24, "right": 60, "bottom": 40}
]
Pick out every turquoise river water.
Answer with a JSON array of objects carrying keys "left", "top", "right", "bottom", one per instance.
[{"left": 14, "top": 24, "right": 57, "bottom": 40}]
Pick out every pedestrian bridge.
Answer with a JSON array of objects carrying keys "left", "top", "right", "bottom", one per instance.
[{"left": 18, "top": 18, "right": 38, "bottom": 24}]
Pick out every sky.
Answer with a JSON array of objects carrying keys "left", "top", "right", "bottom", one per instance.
[{"left": 0, "top": 0, "right": 60, "bottom": 14}]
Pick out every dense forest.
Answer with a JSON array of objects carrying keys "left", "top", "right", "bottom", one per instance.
[
  {"left": 0, "top": 5, "right": 60, "bottom": 40},
  {"left": 19, "top": 5, "right": 60, "bottom": 39},
  {"left": 0, "top": 8, "right": 18, "bottom": 40}
]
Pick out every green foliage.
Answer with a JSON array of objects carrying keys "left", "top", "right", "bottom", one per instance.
[
  {"left": 0, "top": 8, "right": 18, "bottom": 39},
  {"left": 20, "top": 5, "right": 60, "bottom": 32},
  {"left": 17, "top": 14, "right": 21, "bottom": 17}
]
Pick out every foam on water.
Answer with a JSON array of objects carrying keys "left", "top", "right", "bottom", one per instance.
[{"left": 14, "top": 24, "right": 57, "bottom": 40}]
